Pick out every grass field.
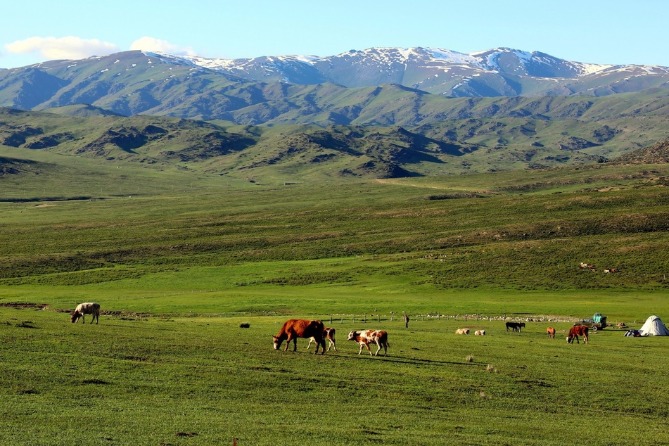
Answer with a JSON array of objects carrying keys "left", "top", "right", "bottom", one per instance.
[
  {"left": 2, "top": 307, "right": 668, "bottom": 445},
  {"left": 2, "top": 151, "right": 669, "bottom": 445}
]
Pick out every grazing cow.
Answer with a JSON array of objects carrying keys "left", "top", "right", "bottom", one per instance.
[
  {"left": 455, "top": 328, "right": 470, "bottom": 335},
  {"left": 71, "top": 302, "right": 100, "bottom": 324},
  {"left": 347, "top": 329, "right": 389, "bottom": 356},
  {"left": 505, "top": 322, "right": 525, "bottom": 332},
  {"left": 546, "top": 327, "right": 556, "bottom": 339},
  {"left": 474, "top": 330, "right": 486, "bottom": 336},
  {"left": 567, "top": 325, "right": 589, "bottom": 344},
  {"left": 579, "top": 262, "right": 596, "bottom": 270},
  {"left": 307, "top": 327, "right": 337, "bottom": 352},
  {"left": 273, "top": 319, "right": 326, "bottom": 354}
]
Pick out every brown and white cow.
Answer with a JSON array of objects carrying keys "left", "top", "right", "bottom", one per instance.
[
  {"left": 347, "top": 329, "right": 389, "bottom": 356},
  {"left": 567, "top": 325, "right": 589, "bottom": 344},
  {"left": 546, "top": 327, "right": 556, "bottom": 339},
  {"left": 71, "top": 302, "right": 100, "bottom": 324},
  {"left": 455, "top": 328, "right": 470, "bottom": 335},
  {"left": 308, "top": 327, "right": 337, "bottom": 352},
  {"left": 273, "top": 319, "right": 326, "bottom": 354}
]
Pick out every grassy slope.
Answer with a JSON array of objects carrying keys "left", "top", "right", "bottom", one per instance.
[{"left": 2, "top": 154, "right": 669, "bottom": 445}]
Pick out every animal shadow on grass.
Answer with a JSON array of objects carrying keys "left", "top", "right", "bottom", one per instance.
[
  {"left": 81, "top": 379, "right": 110, "bottom": 385},
  {"left": 341, "top": 353, "right": 468, "bottom": 368}
]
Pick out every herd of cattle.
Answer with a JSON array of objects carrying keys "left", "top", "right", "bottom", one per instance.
[
  {"left": 269, "top": 317, "right": 590, "bottom": 356},
  {"left": 70, "top": 303, "right": 591, "bottom": 353},
  {"left": 272, "top": 319, "right": 390, "bottom": 356}
]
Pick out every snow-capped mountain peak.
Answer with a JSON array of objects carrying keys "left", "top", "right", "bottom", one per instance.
[{"left": 137, "top": 46, "right": 669, "bottom": 97}]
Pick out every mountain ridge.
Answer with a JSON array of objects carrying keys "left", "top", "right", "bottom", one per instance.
[
  {"left": 2, "top": 47, "right": 668, "bottom": 127},
  {"left": 174, "top": 46, "right": 669, "bottom": 96}
]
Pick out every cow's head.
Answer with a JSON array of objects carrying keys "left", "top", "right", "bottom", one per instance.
[
  {"left": 347, "top": 331, "right": 358, "bottom": 341},
  {"left": 272, "top": 335, "right": 282, "bottom": 350},
  {"left": 71, "top": 311, "right": 81, "bottom": 323}
]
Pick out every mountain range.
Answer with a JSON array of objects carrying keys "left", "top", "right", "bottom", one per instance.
[
  {"left": 2, "top": 47, "right": 669, "bottom": 120},
  {"left": 181, "top": 46, "right": 669, "bottom": 97},
  {"left": 1, "top": 47, "right": 669, "bottom": 178}
]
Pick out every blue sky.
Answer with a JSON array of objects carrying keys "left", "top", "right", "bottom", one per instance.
[{"left": 1, "top": 0, "right": 666, "bottom": 69}]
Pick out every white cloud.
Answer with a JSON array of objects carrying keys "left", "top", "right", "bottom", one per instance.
[
  {"left": 129, "top": 37, "right": 194, "bottom": 56},
  {"left": 4, "top": 36, "right": 119, "bottom": 60}
]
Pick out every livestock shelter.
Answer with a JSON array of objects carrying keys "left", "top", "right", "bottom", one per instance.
[{"left": 638, "top": 315, "right": 669, "bottom": 336}]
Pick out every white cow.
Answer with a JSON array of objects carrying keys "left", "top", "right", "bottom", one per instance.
[{"left": 71, "top": 302, "right": 100, "bottom": 324}]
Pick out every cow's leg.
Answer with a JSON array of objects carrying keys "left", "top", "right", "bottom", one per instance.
[
  {"left": 366, "top": 343, "right": 373, "bottom": 356},
  {"left": 318, "top": 338, "right": 325, "bottom": 354},
  {"left": 306, "top": 338, "right": 313, "bottom": 350}
]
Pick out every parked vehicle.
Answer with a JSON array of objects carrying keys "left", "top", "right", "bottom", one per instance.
[{"left": 578, "top": 312, "right": 607, "bottom": 331}]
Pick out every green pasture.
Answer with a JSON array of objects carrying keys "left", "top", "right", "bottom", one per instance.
[
  {"left": 2, "top": 154, "right": 669, "bottom": 444},
  {"left": 2, "top": 306, "right": 668, "bottom": 446}
]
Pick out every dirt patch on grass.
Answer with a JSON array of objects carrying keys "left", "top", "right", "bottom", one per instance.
[{"left": 0, "top": 302, "right": 49, "bottom": 310}]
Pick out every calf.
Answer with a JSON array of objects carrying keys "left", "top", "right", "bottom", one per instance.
[
  {"left": 546, "top": 327, "right": 556, "bottom": 339},
  {"left": 455, "top": 328, "right": 470, "bottom": 335},
  {"left": 308, "top": 327, "right": 337, "bottom": 352},
  {"left": 347, "top": 329, "right": 389, "bottom": 356},
  {"left": 474, "top": 330, "right": 486, "bottom": 336},
  {"left": 71, "top": 302, "right": 100, "bottom": 324}
]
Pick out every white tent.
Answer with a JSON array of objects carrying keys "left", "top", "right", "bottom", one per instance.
[{"left": 638, "top": 315, "right": 669, "bottom": 336}]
